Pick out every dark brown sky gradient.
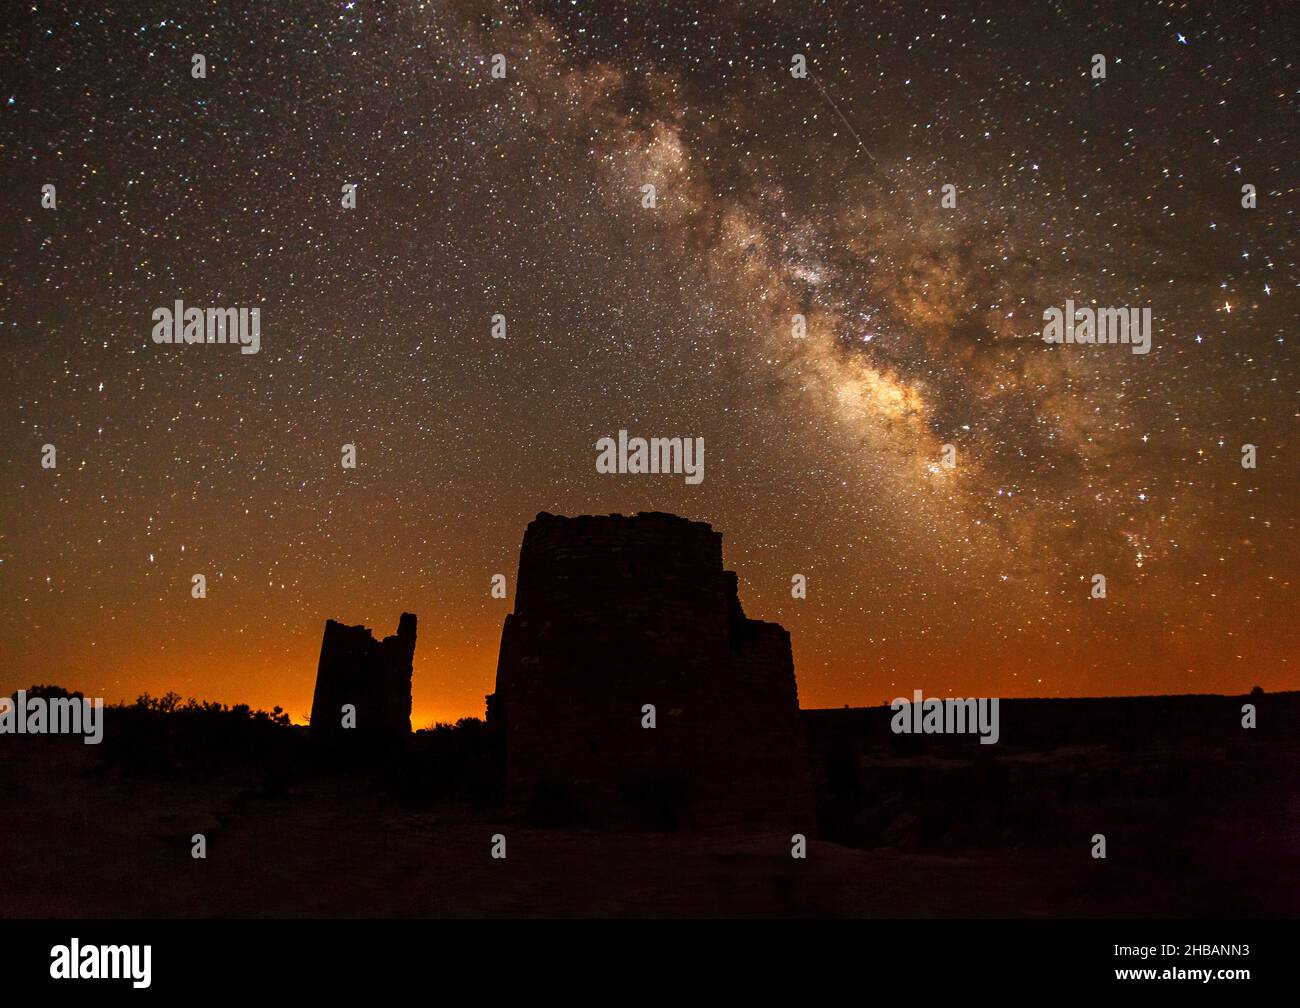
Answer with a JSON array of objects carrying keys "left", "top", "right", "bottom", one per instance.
[{"left": 2, "top": 0, "right": 1296, "bottom": 725}]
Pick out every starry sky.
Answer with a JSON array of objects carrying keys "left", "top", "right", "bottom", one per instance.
[{"left": 2, "top": 1, "right": 1296, "bottom": 726}]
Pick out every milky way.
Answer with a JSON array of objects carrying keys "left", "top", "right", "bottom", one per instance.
[{"left": 2, "top": 1, "right": 1295, "bottom": 723}]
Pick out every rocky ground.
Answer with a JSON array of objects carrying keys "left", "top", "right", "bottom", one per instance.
[{"left": 4, "top": 701, "right": 1297, "bottom": 918}]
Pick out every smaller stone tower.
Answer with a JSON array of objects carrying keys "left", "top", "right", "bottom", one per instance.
[{"left": 309, "top": 612, "right": 416, "bottom": 742}]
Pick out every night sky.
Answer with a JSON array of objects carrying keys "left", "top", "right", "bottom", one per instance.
[{"left": 3, "top": 1, "right": 1295, "bottom": 726}]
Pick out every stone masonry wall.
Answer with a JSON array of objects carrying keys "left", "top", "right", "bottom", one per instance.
[
  {"left": 309, "top": 612, "right": 416, "bottom": 742},
  {"left": 488, "top": 512, "right": 812, "bottom": 828}
]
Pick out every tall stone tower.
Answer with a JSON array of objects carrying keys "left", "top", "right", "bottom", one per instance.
[
  {"left": 487, "top": 512, "right": 812, "bottom": 828},
  {"left": 309, "top": 612, "right": 416, "bottom": 742}
]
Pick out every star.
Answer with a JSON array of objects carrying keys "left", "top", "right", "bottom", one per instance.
[{"left": 0, "top": 0, "right": 1292, "bottom": 720}]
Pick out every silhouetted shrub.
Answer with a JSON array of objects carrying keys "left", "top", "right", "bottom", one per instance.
[
  {"left": 393, "top": 718, "right": 503, "bottom": 805},
  {"left": 11, "top": 684, "right": 86, "bottom": 701},
  {"left": 98, "top": 692, "right": 302, "bottom": 784}
]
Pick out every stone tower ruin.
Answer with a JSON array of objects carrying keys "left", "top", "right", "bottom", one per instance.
[
  {"left": 487, "top": 512, "right": 812, "bottom": 828},
  {"left": 309, "top": 612, "right": 416, "bottom": 742}
]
